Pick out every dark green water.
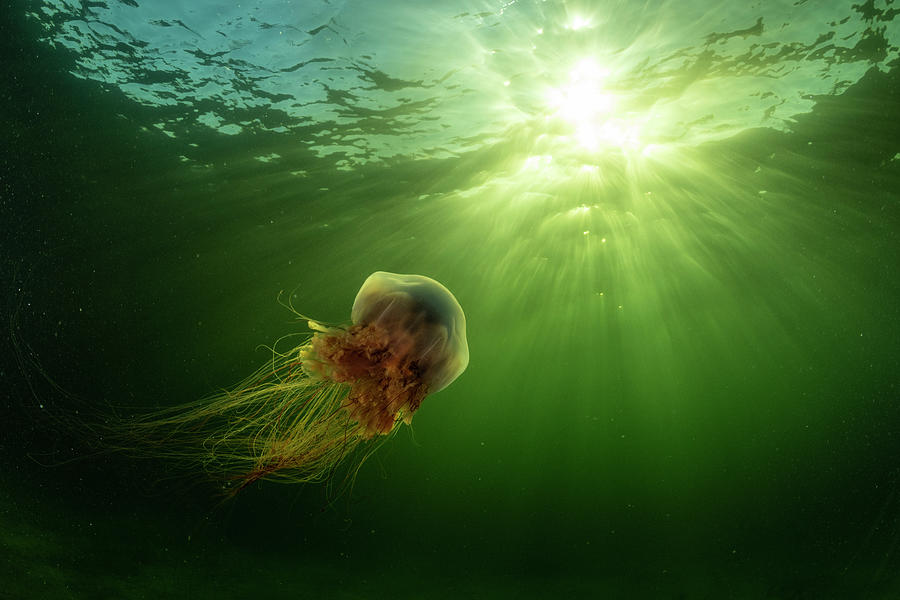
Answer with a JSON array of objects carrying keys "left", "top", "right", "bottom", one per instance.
[{"left": 2, "top": 1, "right": 900, "bottom": 597}]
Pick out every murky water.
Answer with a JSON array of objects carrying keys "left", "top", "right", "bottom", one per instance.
[{"left": 3, "top": 1, "right": 900, "bottom": 597}]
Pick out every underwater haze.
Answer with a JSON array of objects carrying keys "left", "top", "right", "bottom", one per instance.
[{"left": 2, "top": 0, "right": 900, "bottom": 597}]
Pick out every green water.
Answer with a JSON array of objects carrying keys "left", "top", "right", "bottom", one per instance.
[{"left": 2, "top": 0, "right": 900, "bottom": 597}]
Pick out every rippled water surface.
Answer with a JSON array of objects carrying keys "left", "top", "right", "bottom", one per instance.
[{"left": 3, "top": 1, "right": 900, "bottom": 598}]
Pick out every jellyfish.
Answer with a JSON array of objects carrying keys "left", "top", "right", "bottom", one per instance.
[{"left": 118, "top": 271, "right": 468, "bottom": 495}]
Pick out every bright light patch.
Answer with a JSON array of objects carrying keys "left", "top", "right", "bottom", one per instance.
[
  {"left": 544, "top": 58, "right": 652, "bottom": 154},
  {"left": 596, "top": 120, "right": 641, "bottom": 151},
  {"left": 568, "top": 16, "right": 591, "bottom": 31},
  {"left": 570, "top": 204, "right": 591, "bottom": 215},
  {"left": 547, "top": 60, "right": 614, "bottom": 123},
  {"left": 522, "top": 154, "right": 553, "bottom": 170}
]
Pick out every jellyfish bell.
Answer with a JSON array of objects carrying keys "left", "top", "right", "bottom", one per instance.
[
  {"left": 302, "top": 272, "right": 469, "bottom": 437},
  {"left": 352, "top": 271, "right": 469, "bottom": 393},
  {"left": 116, "top": 271, "right": 468, "bottom": 494}
]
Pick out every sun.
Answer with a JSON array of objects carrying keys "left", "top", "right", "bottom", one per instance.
[{"left": 545, "top": 58, "right": 643, "bottom": 153}]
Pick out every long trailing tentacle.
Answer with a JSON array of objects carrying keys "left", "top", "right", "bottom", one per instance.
[{"left": 108, "top": 339, "right": 377, "bottom": 494}]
